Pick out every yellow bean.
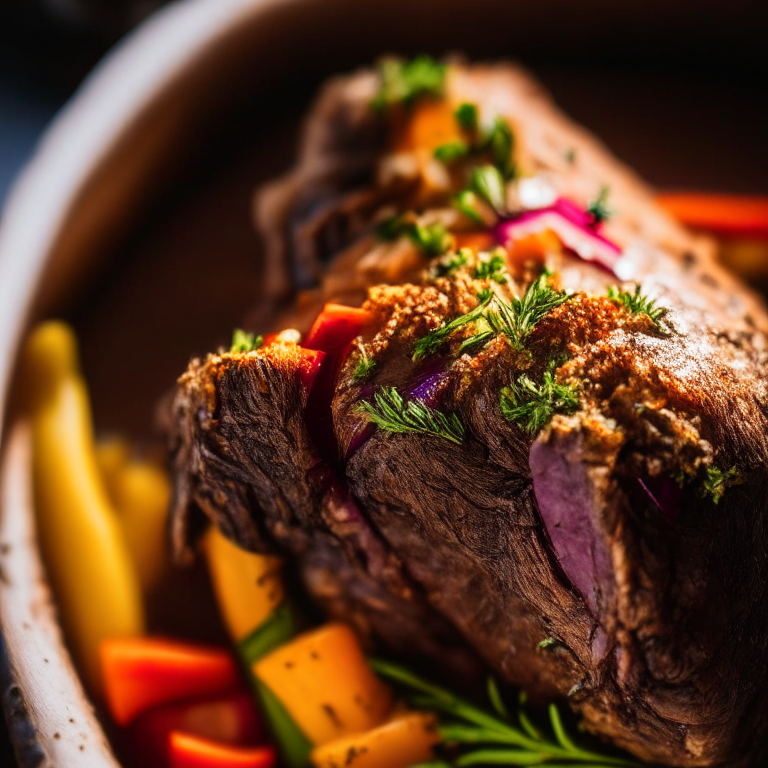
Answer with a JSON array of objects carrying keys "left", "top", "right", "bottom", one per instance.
[{"left": 23, "top": 322, "right": 145, "bottom": 695}]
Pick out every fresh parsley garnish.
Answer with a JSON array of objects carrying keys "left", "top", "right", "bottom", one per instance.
[
  {"left": 470, "top": 164, "right": 506, "bottom": 213},
  {"left": 356, "top": 387, "right": 465, "bottom": 444},
  {"left": 433, "top": 141, "right": 469, "bottom": 162},
  {"left": 371, "top": 56, "right": 447, "bottom": 111},
  {"left": 474, "top": 249, "right": 509, "bottom": 284},
  {"left": 607, "top": 284, "right": 669, "bottom": 332},
  {"left": 230, "top": 328, "right": 263, "bottom": 353},
  {"left": 587, "top": 184, "right": 611, "bottom": 224},
  {"left": 352, "top": 350, "right": 376, "bottom": 380},
  {"left": 501, "top": 371, "right": 579, "bottom": 434},
  {"left": 702, "top": 465, "right": 741, "bottom": 504},
  {"left": 370, "top": 658, "right": 640, "bottom": 768},
  {"left": 434, "top": 249, "right": 470, "bottom": 278},
  {"left": 453, "top": 190, "right": 485, "bottom": 225},
  {"left": 455, "top": 102, "right": 479, "bottom": 131}
]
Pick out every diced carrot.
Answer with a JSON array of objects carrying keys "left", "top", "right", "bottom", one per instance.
[
  {"left": 101, "top": 637, "right": 241, "bottom": 726},
  {"left": 303, "top": 304, "right": 373, "bottom": 360},
  {"left": 656, "top": 192, "right": 768, "bottom": 240},
  {"left": 310, "top": 711, "right": 439, "bottom": 768},
  {"left": 129, "top": 693, "right": 263, "bottom": 768},
  {"left": 169, "top": 732, "right": 277, "bottom": 768},
  {"left": 506, "top": 230, "right": 562, "bottom": 263},
  {"left": 253, "top": 623, "right": 392, "bottom": 746},
  {"left": 394, "top": 100, "right": 463, "bottom": 154},
  {"left": 453, "top": 232, "right": 496, "bottom": 252}
]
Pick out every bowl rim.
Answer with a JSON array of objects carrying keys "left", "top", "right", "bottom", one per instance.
[{"left": 0, "top": 0, "right": 292, "bottom": 764}]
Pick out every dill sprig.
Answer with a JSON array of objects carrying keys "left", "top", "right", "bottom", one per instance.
[
  {"left": 702, "top": 465, "right": 741, "bottom": 504},
  {"left": 352, "top": 350, "right": 376, "bottom": 380},
  {"left": 607, "top": 284, "right": 669, "bottom": 332},
  {"left": 230, "top": 328, "right": 263, "bottom": 353},
  {"left": 356, "top": 387, "right": 465, "bottom": 445},
  {"left": 371, "top": 56, "right": 446, "bottom": 111},
  {"left": 501, "top": 371, "right": 579, "bottom": 434},
  {"left": 370, "top": 658, "right": 639, "bottom": 768},
  {"left": 412, "top": 290, "right": 495, "bottom": 362},
  {"left": 474, "top": 249, "right": 509, "bottom": 285},
  {"left": 587, "top": 184, "right": 612, "bottom": 224}
]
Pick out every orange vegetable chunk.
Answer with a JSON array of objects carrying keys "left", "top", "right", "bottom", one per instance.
[
  {"left": 101, "top": 637, "right": 241, "bottom": 726},
  {"left": 253, "top": 623, "right": 392, "bottom": 746},
  {"left": 310, "top": 711, "right": 439, "bottom": 768},
  {"left": 394, "top": 99, "right": 463, "bottom": 154},
  {"left": 169, "top": 732, "right": 277, "bottom": 768},
  {"left": 656, "top": 192, "right": 768, "bottom": 240}
]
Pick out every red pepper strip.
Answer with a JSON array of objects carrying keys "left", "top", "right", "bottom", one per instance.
[
  {"left": 101, "top": 637, "right": 241, "bottom": 726},
  {"left": 128, "top": 692, "right": 264, "bottom": 768},
  {"left": 302, "top": 304, "right": 374, "bottom": 462},
  {"left": 169, "top": 732, "right": 277, "bottom": 768},
  {"left": 656, "top": 193, "right": 768, "bottom": 240},
  {"left": 295, "top": 348, "right": 326, "bottom": 392},
  {"left": 303, "top": 304, "right": 373, "bottom": 359}
]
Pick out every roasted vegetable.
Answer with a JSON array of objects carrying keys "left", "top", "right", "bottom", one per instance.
[
  {"left": 22, "top": 322, "right": 144, "bottom": 694},
  {"left": 310, "top": 711, "right": 439, "bottom": 768},
  {"left": 101, "top": 637, "right": 241, "bottom": 726},
  {"left": 253, "top": 624, "right": 392, "bottom": 747},
  {"left": 169, "top": 732, "right": 277, "bottom": 768}
]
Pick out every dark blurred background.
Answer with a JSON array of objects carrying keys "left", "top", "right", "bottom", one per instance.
[{"left": 1, "top": 0, "right": 767, "bottom": 765}]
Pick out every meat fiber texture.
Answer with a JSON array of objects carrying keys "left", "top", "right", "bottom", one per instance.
[{"left": 163, "top": 61, "right": 768, "bottom": 767}]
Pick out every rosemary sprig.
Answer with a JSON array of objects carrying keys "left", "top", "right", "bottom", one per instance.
[
  {"left": 370, "top": 658, "right": 639, "bottom": 768},
  {"left": 587, "top": 184, "right": 611, "bottom": 224},
  {"left": 371, "top": 56, "right": 446, "bottom": 111},
  {"left": 356, "top": 387, "right": 465, "bottom": 444},
  {"left": 230, "top": 328, "right": 263, "bottom": 353},
  {"left": 607, "top": 284, "right": 669, "bottom": 333},
  {"left": 413, "top": 290, "right": 495, "bottom": 362},
  {"left": 702, "top": 465, "right": 741, "bottom": 504},
  {"left": 352, "top": 350, "right": 376, "bottom": 380},
  {"left": 501, "top": 372, "right": 579, "bottom": 434}
]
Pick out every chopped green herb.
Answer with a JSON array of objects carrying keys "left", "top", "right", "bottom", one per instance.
[
  {"left": 474, "top": 249, "right": 509, "bottom": 284},
  {"left": 230, "top": 328, "right": 263, "bottom": 353},
  {"left": 434, "top": 141, "right": 469, "bottom": 162},
  {"left": 412, "top": 290, "right": 495, "bottom": 362},
  {"left": 434, "top": 248, "right": 470, "bottom": 278},
  {"left": 564, "top": 147, "right": 577, "bottom": 164},
  {"left": 376, "top": 214, "right": 404, "bottom": 241},
  {"left": 483, "top": 116, "right": 515, "bottom": 179},
  {"left": 587, "top": 184, "right": 612, "bottom": 224},
  {"left": 470, "top": 164, "right": 506, "bottom": 213},
  {"left": 356, "top": 387, "right": 465, "bottom": 444},
  {"left": 377, "top": 216, "right": 452, "bottom": 256},
  {"left": 702, "top": 465, "right": 741, "bottom": 504},
  {"left": 406, "top": 222, "right": 453, "bottom": 256},
  {"left": 607, "top": 284, "right": 669, "bottom": 332},
  {"left": 501, "top": 371, "right": 579, "bottom": 434},
  {"left": 455, "top": 102, "right": 479, "bottom": 131},
  {"left": 371, "top": 56, "right": 447, "bottom": 111},
  {"left": 352, "top": 350, "right": 376, "bottom": 380},
  {"left": 453, "top": 190, "right": 485, "bottom": 225},
  {"left": 538, "top": 637, "right": 561, "bottom": 650}
]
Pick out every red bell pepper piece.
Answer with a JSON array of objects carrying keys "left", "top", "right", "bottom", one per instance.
[
  {"left": 656, "top": 193, "right": 768, "bottom": 240},
  {"left": 295, "top": 348, "right": 326, "bottom": 392},
  {"left": 127, "top": 692, "right": 263, "bottom": 768},
  {"left": 169, "top": 732, "right": 277, "bottom": 768},
  {"left": 303, "top": 304, "right": 373, "bottom": 360},
  {"left": 101, "top": 637, "right": 242, "bottom": 726}
]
